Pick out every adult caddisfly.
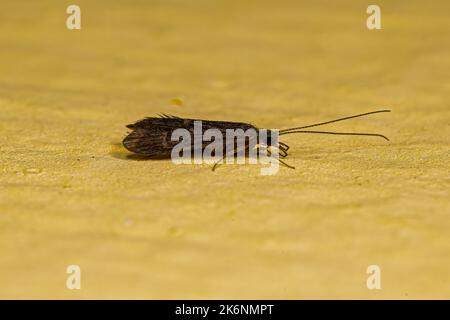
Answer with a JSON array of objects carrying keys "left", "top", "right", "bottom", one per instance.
[{"left": 123, "top": 110, "right": 390, "bottom": 170}]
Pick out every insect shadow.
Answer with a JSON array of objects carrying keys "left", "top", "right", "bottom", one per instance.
[
  {"left": 109, "top": 142, "right": 163, "bottom": 161},
  {"left": 111, "top": 141, "right": 259, "bottom": 164}
]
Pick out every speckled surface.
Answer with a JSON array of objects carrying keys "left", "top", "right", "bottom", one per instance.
[{"left": 0, "top": 0, "right": 449, "bottom": 298}]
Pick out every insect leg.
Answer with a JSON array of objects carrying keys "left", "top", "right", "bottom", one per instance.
[
  {"left": 212, "top": 138, "right": 253, "bottom": 171},
  {"left": 278, "top": 145, "right": 288, "bottom": 158},
  {"left": 279, "top": 141, "right": 290, "bottom": 151},
  {"left": 266, "top": 147, "right": 295, "bottom": 169}
]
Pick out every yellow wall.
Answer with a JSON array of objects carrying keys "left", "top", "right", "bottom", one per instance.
[{"left": 0, "top": 0, "right": 449, "bottom": 298}]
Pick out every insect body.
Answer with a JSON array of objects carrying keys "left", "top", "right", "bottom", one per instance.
[
  {"left": 123, "top": 110, "right": 390, "bottom": 169},
  {"left": 123, "top": 114, "right": 257, "bottom": 159}
]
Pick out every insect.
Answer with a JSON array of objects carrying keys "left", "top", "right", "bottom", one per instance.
[{"left": 123, "top": 109, "right": 391, "bottom": 170}]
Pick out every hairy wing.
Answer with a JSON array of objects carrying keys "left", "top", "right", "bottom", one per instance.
[
  {"left": 123, "top": 128, "right": 176, "bottom": 158},
  {"left": 126, "top": 116, "right": 187, "bottom": 130}
]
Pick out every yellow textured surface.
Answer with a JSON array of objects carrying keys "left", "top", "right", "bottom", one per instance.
[{"left": 0, "top": 0, "right": 449, "bottom": 299}]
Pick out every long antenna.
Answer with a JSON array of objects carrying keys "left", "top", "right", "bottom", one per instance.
[
  {"left": 280, "top": 109, "right": 391, "bottom": 133},
  {"left": 279, "top": 130, "right": 389, "bottom": 141}
]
